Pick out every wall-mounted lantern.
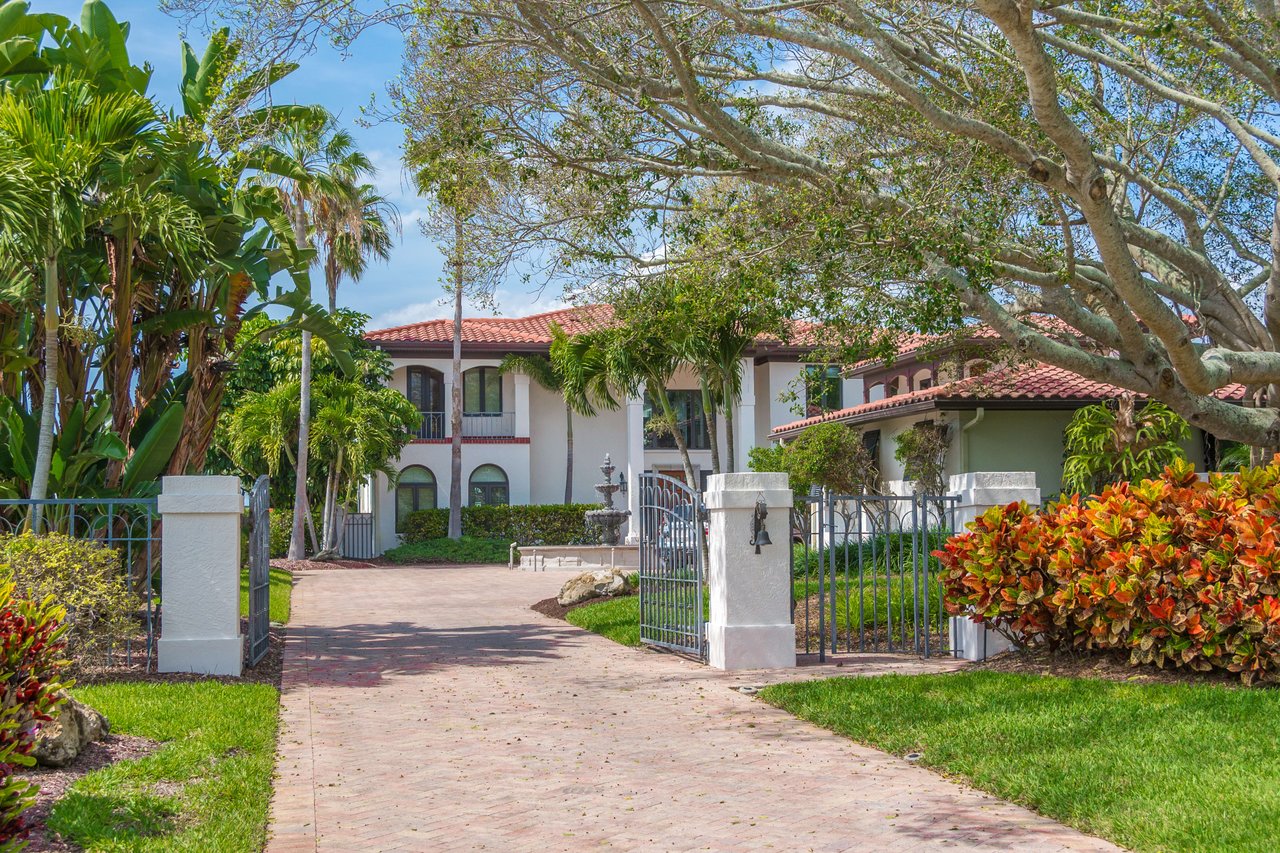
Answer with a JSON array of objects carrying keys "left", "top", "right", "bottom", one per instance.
[
  {"left": 618, "top": 472, "right": 627, "bottom": 494},
  {"left": 749, "top": 493, "right": 772, "bottom": 554}
]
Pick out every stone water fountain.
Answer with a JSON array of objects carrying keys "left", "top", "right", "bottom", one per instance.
[{"left": 585, "top": 454, "right": 630, "bottom": 546}]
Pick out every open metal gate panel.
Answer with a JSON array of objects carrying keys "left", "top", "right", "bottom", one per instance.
[
  {"left": 637, "top": 472, "right": 705, "bottom": 659},
  {"left": 791, "top": 491, "right": 957, "bottom": 662},
  {"left": 247, "top": 475, "right": 271, "bottom": 667}
]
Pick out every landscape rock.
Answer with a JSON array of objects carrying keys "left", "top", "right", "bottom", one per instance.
[
  {"left": 557, "top": 569, "right": 629, "bottom": 606},
  {"left": 33, "top": 695, "right": 110, "bottom": 768}
]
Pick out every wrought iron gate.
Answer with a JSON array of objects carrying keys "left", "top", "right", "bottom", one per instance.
[
  {"left": 246, "top": 475, "right": 271, "bottom": 666},
  {"left": 341, "top": 512, "right": 375, "bottom": 559},
  {"left": 637, "top": 472, "right": 706, "bottom": 658},
  {"left": 791, "top": 491, "right": 957, "bottom": 662}
]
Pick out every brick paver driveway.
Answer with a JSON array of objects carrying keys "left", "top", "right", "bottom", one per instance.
[{"left": 269, "top": 566, "right": 1116, "bottom": 852}]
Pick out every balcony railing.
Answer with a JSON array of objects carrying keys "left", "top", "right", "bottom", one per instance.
[
  {"left": 409, "top": 411, "right": 517, "bottom": 439},
  {"left": 413, "top": 412, "right": 446, "bottom": 440},
  {"left": 462, "top": 411, "right": 515, "bottom": 437}
]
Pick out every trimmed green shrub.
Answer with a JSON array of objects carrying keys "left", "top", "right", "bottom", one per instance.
[
  {"left": 0, "top": 533, "right": 137, "bottom": 670},
  {"left": 401, "top": 504, "right": 597, "bottom": 546},
  {"left": 935, "top": 457, "right": 1280, "bottom": 684},
  {"left": 384, "top": 537, "right": 513, "bottom": 565},
  {"left": 0, "top": 579, "right": 69, "bottom": 844}
]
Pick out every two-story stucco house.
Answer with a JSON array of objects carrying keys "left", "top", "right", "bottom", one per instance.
[{"left": 359, "top": 304, "right": 843, "bottom": 554}]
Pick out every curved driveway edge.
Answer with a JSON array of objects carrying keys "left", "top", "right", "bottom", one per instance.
[{"left": 268, "top": 566, "right": 1118, "bottom": 852}]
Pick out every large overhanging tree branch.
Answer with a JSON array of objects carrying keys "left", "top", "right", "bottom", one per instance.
[{"left": 186, "top": 0, "right": 1280, "bottom": 445}]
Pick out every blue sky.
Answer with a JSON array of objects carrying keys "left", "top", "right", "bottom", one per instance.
[{"left": 43, "top": 0, "right": 568, "bottom": 329}]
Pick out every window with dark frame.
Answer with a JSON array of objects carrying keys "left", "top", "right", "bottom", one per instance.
[
  {"left": 805, "top": 365, "right": 843, "bottom": 414},
  {"left": 396, "top": 466, "right": 437, "bottom": 532},
  {"left": 406, "top": 366, "right": 445, "bottom": 439},
  {"left": 463, "top": 366, "right": 503, "bottom": 414},
  {"left": 469, "top": 464, "right": 510, "bottom": 506},
  {"left": 643, "top": 391, "right": 711, "bottom": 450}
]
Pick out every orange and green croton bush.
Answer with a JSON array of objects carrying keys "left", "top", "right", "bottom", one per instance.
[{"left": 934, "top": 458, "right": 1280, "bottom": 684}]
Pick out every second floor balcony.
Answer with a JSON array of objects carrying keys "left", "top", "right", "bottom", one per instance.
[{"left": 411, "top": 410, "right": 518, "bottom": 440}]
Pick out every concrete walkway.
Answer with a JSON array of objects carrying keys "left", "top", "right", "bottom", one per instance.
[{"left": 269, "top": 566, "right": 1116, "bottom": 852}]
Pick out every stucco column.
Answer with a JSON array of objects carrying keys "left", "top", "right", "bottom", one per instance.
[
  {"left": 513, "top": 372, "right": 531, "bottom": 438},
  {"left": 946, "top": 471, "right": 1040, "bottom": 662},
  {"left": 735, "top": 357, "right": 756, "bottom": 472},
  {"left": 624, "top": 390, "right": 645, "bottom": 543},
  {"left": 157, "top": 475, "right": 243, "bottom": 676},
  {"left": 705, "top": 472, "right": 796, "bottom": 670}
]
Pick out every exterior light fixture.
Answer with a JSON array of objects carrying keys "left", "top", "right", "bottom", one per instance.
[
  {"left": 749, "top": 493, "right": 772, "bottom": 553},
  {"left": 618, "top": 472, "right": 627, "bottom": 494}
]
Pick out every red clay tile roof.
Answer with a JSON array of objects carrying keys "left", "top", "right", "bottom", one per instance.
[
  {"left": 367, "top": 303, "right": 822, "bottom": 351},
  {"left": 366, "top": 304, "right": 614, "bottom": 345},
  {"left": 772, "top": 362, "right": 1246, "bottom": 436}
]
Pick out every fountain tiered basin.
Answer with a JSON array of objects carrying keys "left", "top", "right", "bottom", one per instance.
[{"left": 512, "top": 454, "right": 638, "bottom": 572}]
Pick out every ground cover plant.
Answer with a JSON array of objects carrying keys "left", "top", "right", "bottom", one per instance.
[
  {"left": 760, "top": 671, "right": 1280, "bottom": 853},
  {"left": 238, "top": 566, "right": 294, "bottom": 625},
  {"left": 384, "top": 536, "right": 512, "bottom": 565},
  {"left": 46, "top": 681, "right": 279, "bottom": 851},
  {"left": 937, "top": 458, "right": 1280, "bottom": 683}
]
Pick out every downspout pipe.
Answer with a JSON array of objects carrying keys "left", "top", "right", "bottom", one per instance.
[{"left": 960, "top": 407, "right": 986, "bottom": 473}]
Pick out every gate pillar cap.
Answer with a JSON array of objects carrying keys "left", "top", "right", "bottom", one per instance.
[
  {"left": 159, "top": 476, "right": 243, "bottom": 515},
  {"left": 705, "top": 473, "right": 791, "bottom": 511}
]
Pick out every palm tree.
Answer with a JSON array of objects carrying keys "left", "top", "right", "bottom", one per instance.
[
  {"left": 317, "top": 183, "right": 400, "bottom": 313},
  {"left": 258, "top": 115, "right": 373, "bottom": 558},
  {"left": 312, "top": 182, "right": 399, "bottom": 550},
  {"left": 500, "top": 351, "right": 586, "bottom": 504},
  {"left": 0, "top": 80, "right": 157, "bottom": 521}
]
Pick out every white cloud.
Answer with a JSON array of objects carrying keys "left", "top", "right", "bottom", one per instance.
[{"left": 369, "top": 287, "right": 572, "bottom": 331}]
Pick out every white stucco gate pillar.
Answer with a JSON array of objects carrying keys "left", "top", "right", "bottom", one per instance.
[
  {"left": 157, "top": 475, "right": 244, "bottom": 676},
  {"left": 705, "top": 472, "right": 796, "bottom": 670},
  {"left": 946, "top": 471, "right": 1040, "bottom": 662}
]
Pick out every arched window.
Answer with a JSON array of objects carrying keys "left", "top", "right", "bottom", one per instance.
[
  {"left": 868, "top": 382, "right": 885, "bottom": 403},
  {"left": 469, "top": 464, "right": 509, "bottom": 507},
  {"left": 463, "top": 366, "right": 503, "bottom": 414},
  {"left": 964, "top": 359, "right": 991, "bottom": 379},
  {"left": 913, "top": 368, "right": 934, "bottom": 391},
  {"left": 887, "top": 375, "right": 909, "bottom": 397},
  {"left": 396, "top": 466, "right": 437, "bottom": 532}
]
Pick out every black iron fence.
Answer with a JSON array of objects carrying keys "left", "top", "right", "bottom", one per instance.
[
  {"left": 791, "top": 491, "right": 957, "bottom": 662},
  {"left": 0, "top": 497, "right": 160, "bottom": 668}
]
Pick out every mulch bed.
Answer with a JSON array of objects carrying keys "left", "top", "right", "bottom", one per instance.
[
  {"left": 531, "top": 593, "right": 633, "bottom": 622},
  {"left": 973, "top": 646, "right": 1249, "bottom": 688},
  {"left": 18, "top": 733, "right": 158, "bottom": 852}
]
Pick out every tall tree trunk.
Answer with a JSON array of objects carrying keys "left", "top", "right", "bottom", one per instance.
[
  {"left": 319, "top": 262, "right": 340, "bottom": 549},
  {"left": 447, "top": 216, "right": 465, "bottom": 539},
  {"left": 30, "top": 223, "right": 59, "bottom": 528},
  {"left": 289, "top": 196, "right": 312, "bottom": 560},
  {"left": 564, "top": 404, "right": 574, "bottom": 504},
  {"left": 700, "top": 377, "right": 721, "bottom": 475}
]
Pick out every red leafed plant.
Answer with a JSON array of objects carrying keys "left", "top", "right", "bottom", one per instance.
[
  {"left": 0, "top": 580, "right": 69, "bottom": 846},
  {"left": 935, "top": 456, "right": 1280, "bottom": 684}
]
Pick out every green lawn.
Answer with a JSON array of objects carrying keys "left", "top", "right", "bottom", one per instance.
[
  {"left": 48, "top": 681, "right": 279, "bottom": 852},
  {"left": 239, "top": 566, "right": 294, "bottom": 624},
  {"left": 761, "top": 671, "right": 1280, "bottom": 853},
  {"left": 566, "top": 595, "right": 641, "bottom": 646}
]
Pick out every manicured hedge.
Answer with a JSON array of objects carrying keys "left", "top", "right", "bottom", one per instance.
[
  {"left": 401, "top": 504, "right": 599, "bottom": 545},
  {"left": 935, "top": 458, "right": 1280, "bottom": 684},
  {"left": 383, "top": 537, "right": 513, "bottom": 565}
]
